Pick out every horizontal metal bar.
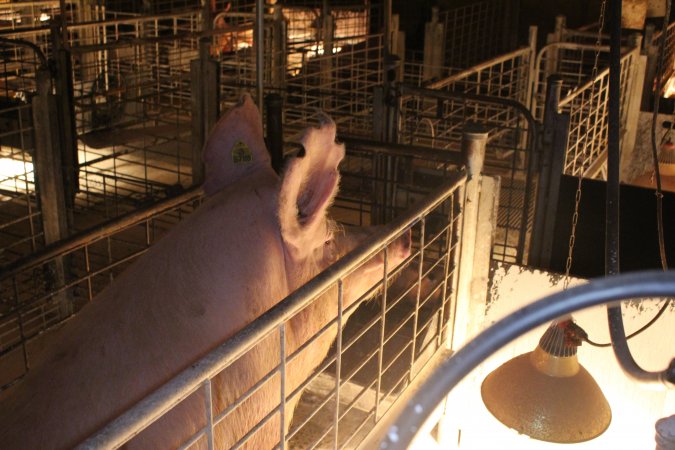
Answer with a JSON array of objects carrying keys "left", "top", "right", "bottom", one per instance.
[
  {"left": 340, "top": 136, "right": 463, "bottom": 164},
  {"left": 427, "top": 46, "right": 532, "bottom": 91},
  {"left": 397, "top": 84, "right": 538, "bottom": 137},
  {"left": 77, "top": 172, "right": 466, "bottom": 449},
  {"left": 0, "top": 186, "right": 203, "bottom": 281},
  {"left": 0, "top": 36, "right": 48, "bottom": 67}
]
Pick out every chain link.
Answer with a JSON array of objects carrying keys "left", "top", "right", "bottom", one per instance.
[{"left": 563, "top": 0, "right": 608, "bottom": 290}]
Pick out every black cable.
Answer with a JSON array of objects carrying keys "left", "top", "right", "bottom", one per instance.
[
  {"left": 605, "top": 0, "right": 670, "bottom": 384},
  {"left": 583, "top": 299, "right": 672, "bottom": 347}
]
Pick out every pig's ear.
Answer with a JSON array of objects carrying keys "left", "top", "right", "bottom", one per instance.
[
  {"left": 278, "top": 116, "right": 345, "bottom": 260},
  {"left": 202, "top": 94, "right": 273, "bottom": 196}
]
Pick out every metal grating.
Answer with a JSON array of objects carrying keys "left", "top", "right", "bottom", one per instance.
[
  {"left": 556, "top": 48, "right": 639, "bottom": 177},
  {"left": 438, "top": 0, "right": 519, "bottom": 70},
  {"left": 0, "top": 139, "right": 465, "bottom": 450}
]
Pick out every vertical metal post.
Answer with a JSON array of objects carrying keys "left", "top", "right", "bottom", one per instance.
[
  {"left": 271, "top": 6, "right": 286, "bottom": 90},
  {"left": 320, "top": 5, "right": 334, "bottom": 112},
  {"left": 641, "top": 24, "right": 658, "bottom": 111},
  {"left": 32, "top": 67, "right": 71, "bottom": 319},
  {"left": 389, "top": 15, "right": 405, "bottom": 82},
  {"left": 451, "top": 124, "right": 488, "bottom": 350},
  {"left": 529, "top": 75, "right": 569, "bottom": 269},
  {"left": 255, "top": 0, "right": 264, "bottom": 108},
  {"left": 191, "top": 39, "right": 219, "bottom": 187},
  {"left": 51, "top": 20, "right": 78, "bottom": 215},
  {"left": 383, "top": 0, "right": 391, "bottom": 59},
  {"left": 265, "top": 93, "right": 283, "bottom": 174},
  {"left": 525, "top": 25, "right": 538, "bottom": 111}
]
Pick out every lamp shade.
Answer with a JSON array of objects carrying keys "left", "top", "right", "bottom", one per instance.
[{"left": 481, "top": 322, "right": 612, "bottom": 443}]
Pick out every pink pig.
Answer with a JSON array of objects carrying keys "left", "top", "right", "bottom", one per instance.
[{"left": 0, "top": 95, "right": 410, "bottom": 449}]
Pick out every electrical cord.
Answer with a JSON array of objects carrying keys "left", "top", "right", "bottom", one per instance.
[
  {"left": 568, "top": 302, "right": 673, "bottom": 347},
  {"left": 605, "top": 0, "right": 672, "bottom": 384}
]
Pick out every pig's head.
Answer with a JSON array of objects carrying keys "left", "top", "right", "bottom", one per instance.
[
  {"left": 276, "top": 115, "right": 411, "bottom": 294},
  {"left": 203, "top": 94, "right": 410, "bottom": 295}
]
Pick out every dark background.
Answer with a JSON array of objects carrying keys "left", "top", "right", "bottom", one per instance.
[{"left": 549, "top": 175, "right": 675, "bottom": 278}]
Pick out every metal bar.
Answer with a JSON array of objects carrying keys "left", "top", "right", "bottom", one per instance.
[
  {"left": 77, "top": 173, "right": 466, "bottom": 449},
  {"left": 427, "top": 46, "right": 532, "bottom": 91},
  {"left": 279, "top": 323, "right": 287, "bottom": 450},
  {"left": 332, "top": 279, "right": 343, "bottom": 449},
  {"left": 204, "top": 380, "right": 215, "bottom": 450},
  {"left": 255, "top": 0, "right": 264, "bottom": 107},
  {"left": 0, "top": 187, "right": 203, "bottom": 281},
  {"left": 409, "top": 218, "right": 425, "bottom": 380}
]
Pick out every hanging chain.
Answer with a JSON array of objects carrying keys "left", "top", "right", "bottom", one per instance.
[{"left": 563, "top": 0, "right": 608, "bottom": 290}]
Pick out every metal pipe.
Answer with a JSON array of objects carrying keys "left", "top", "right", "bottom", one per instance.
[
  {"left": 0, "top": 36, "right": 48, "bottom": 67},
  {"left": 0, "top": 187, "right": 203, "bottom": 281},
  {"left": 255, "top": 0, "right": 264, "bottom": 108},
  {"left": 265, "top": 93, "right": 284, "bottom": 173},
  {"left": 77, "top": 172, "right": 466, "bottom": 449},
  {"left": 381, "top": 269, "right": 675, "bottom": 450}
]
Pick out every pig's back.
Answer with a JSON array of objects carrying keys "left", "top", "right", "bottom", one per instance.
[{"left": 0, "top": 172, "right": 290, "bottom": 450}]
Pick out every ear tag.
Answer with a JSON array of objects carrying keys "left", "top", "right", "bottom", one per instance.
[{"left": 231, "top": 140, "right": 253, "bottom": 164}]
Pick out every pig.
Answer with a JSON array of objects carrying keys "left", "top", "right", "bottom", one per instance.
[{"left": 0, "top": 94, "right": 410, "bottom": 449}]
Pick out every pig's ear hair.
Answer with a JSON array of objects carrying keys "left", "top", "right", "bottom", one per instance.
[
  {"left": 202, "top": 94, "right": 273, "bottom": 196},
  {"left": 278, "top": 116, "right": 345, "bottom": 260}
]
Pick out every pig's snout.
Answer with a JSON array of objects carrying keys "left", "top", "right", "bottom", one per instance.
[{"left": 388, "top": 228, "right": 412, "bottom": 264}]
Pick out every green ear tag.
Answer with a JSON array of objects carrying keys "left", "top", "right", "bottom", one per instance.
[{"left": 231, "top": 140, "right": 253, "bottom": 164}]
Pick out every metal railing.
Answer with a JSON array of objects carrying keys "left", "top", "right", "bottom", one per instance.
[
  {"left": 79, "top": 170, "right": 465, "bottom": 449},
  {"left": 0, "top": 136, "right": 469, "bottom": 449},
  {"left": 425, "top": 46, "right": 534, "bottom": 106},
  {"left": 0, "top": 187, "right": 204, "bottom": 389}
]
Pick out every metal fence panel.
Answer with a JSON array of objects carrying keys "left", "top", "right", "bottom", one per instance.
[
  {"left": 395, "top": 85, "right": 538, "bottom": 265},
  {"left": 0, "top": 141, "right": 465, "bottom": 450}
]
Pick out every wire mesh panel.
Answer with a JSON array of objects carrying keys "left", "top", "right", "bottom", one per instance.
[
  {"left": 395, "top": 86, "right": 537, "bottom": 264},
  {"left": 285, "top": 34, "right": 384, "bottom": 138},
  {"left": 0, "top": 1, "right": 80, "bottom": 29},
  {"left": 67, "top": 11, "right": 200, "bottom": 229},
  {"left": 0, "top": 36, "right": 49, "bottom": 264},
  {"left": 438, "top": 0, "right": 519, "bottom": 70},
  {"left": 556, "top": 48, "right": 639, "bottom": 177},
  {"left": 0, "top": 188, "right": 203, "bottom": 389},
  {"left": 73, "top": 163, "right": 465, "bottom": 450},
  {"left": 425, "top": 47, "right": 533, "bottom": 106},
  {"left": 531, "top": 42, "right": 613, "bottom": 121}
]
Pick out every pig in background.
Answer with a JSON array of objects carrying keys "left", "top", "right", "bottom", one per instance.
[{"left": 0, "top": 94, "right": 410, "bottom": 449}]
